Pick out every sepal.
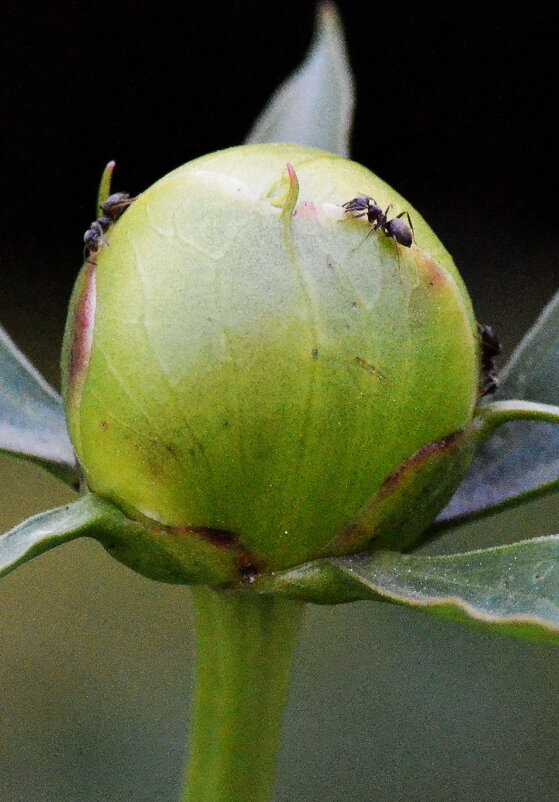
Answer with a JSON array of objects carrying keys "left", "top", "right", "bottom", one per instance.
[{"left": 247, "top": 537, "right": 559, "bottom": 644}]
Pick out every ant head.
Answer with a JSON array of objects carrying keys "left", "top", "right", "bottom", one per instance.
[
  {"left": 343, "top": 195, "right": 372, "bottom": 214},
  {"left": 83, "top": 224, "right": 101, "bottom": 251}
]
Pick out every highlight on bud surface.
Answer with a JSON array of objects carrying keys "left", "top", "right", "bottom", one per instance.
[{"left": 62, "top": 144, "right": 479, "bottom": 582}]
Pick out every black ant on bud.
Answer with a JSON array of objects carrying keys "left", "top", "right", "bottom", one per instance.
[
  {"left": 343, "top": 195, "right": 414, "bottom": 248},
  {"left": 83, "top": 219, "right": 110, "bottom": 260},
  {"left": 83, "top": 191, "right": 137, "bottom": 261},
  {"left": 99, "top": 191, "right": 136, "bottom": 222},
  {"left": 478, "top": 323, "right": 501, "bottom": 397}
]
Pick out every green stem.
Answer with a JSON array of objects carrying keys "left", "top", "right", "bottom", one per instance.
[{"left": 183, "top": 588, "right": 304, "bottom": 802}]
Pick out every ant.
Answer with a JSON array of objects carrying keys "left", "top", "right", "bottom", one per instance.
[
  {"left": 343, "top": 195, "right": 414, "bottom": 248},
  {"left": 478, "top": 323, "right": 501, "bottom": 397},
  {"left": 99, "top": 191, "right": 136, "bottom": 223},
  {"left": 83, "top": 191, "right": 136, "bottom": 261},
  {"left": 83, "top": 219, "right": 110, "bottom": 260}
]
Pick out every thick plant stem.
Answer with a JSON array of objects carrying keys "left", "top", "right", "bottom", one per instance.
[{"left": 184, "top": 587, "right": 304, "bottom": 802}]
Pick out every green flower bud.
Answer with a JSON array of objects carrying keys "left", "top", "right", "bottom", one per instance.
[{"left": 62, "top": 144, "right": 478, "bottom": 582}]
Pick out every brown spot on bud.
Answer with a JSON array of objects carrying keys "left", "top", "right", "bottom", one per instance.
[
  {"left": 380, "top": 431, "right": 463, "bottom": 495},
  {"left": 416, "top": 250, "right": 447, "bottom": 289},
  {"left": 138, "top": 516, "right": 267, "bottom": 580}
]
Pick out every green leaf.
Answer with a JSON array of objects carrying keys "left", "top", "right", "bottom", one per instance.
[
  {"left": 1, "top": 492, "right": 249, "bottom": 586},
  {"left": 245, "top": 2, "right": 354, "bottom": 157},
  {"left": 439, "top": 291, "right": 559, "bottom": 526},
  {"left": 0, "top": 323, "right": 79, "bottom": 488},
  {"left": 0, "top": 494, "right": 117, "bottom": 578},
  {"left": 249, "top": 538, "right": 559, "bottom": 644}
]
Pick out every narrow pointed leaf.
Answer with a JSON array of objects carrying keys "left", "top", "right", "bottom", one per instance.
[
  {"left": 439, "top": 290, "right": 559, "bottom": 526},
  {"left": 0, "top": 323, "right": 79, "bottom": 487},
  {"left": 250, "top": 538, "right": 559, "bottom": 643},
  {"left": 245, "top": 2, "right": 354, "bottom": 157}
]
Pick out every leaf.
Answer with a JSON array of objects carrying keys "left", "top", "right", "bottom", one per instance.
[
  {"left": 6, "top": 497, "right": 558, "bottom": 644},
  {"left": 0, "top": 494, "right": 117, "bottom": 578},
  {"left": 439, "top": 290, "right": 559, "bottom": 526},
  {"left": 245, "top": 2, "right": 354, "bottom": 157},
  {"left": 249, "top": 538, "right": 559, "bottom": 644},
  {"left": 0, "top": 323, "right": 79, "bottom": 488},
  {"left": 1, "top": 492, "right": 248, "bottom": 587}
]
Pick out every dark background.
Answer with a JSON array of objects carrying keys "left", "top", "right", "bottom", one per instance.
[
  {"left": 1, "top": 0, "right": 558, "bottom": 356},
  {"left": 1, "top": 3, "right": 559, "bottom": 801}
]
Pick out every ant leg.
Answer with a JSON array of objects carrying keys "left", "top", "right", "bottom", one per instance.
[
  {"left": 340, "top": 210, "right": 368, "bottom": 221},
  {"left": 394, "top": 239, "right": 403, "bottom": 278},
  {"left": 383, "top": 220, "right": 404, "bottom": 279},
  {"left": 97, "top": 222, "right": 111, "bottom": 248},
  {"left": 352, "top": 224, "right": 377, "bottom": 251},
  {"left": 339, "top": 210, "right": 369, "bottom": 232}
]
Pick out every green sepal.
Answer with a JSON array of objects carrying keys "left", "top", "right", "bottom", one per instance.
[
  {"left": 96, "top": 160, "right": 115, "bottom": 213},
  {"left": 335, "top": 401, "right": 559, "bottom": 554},
  {"left": 440, "top": 286, "right": 559, "bottom": 525},
  {"left": 247, "top": 537, "right": 559, "bottom": 644},
  {"left": 1, "top": 494, "right": 110, "bottom": 578},
  {"left": 245, "top": 3, "right": 354, "bottom": 157},
  {"left": 436, "top": 399, "right": 559, "bottom": 532},
  {"left": 326, "top": 423, "right": 481, "bottom": 555},
  {"left": 1, "top": 492, "right": 243, "bottom": 586}
]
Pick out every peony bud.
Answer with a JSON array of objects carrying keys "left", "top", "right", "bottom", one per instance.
[{"left": 62, "top": 144, "right": 478, "bottom": 582}]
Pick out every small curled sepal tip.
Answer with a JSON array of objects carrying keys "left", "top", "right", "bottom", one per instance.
[
  {"left": 96, "top": 160, "right": 116, "bottom": 214},
  {"left": 281, "top": 163, "right": 300, "bottom": 224}
]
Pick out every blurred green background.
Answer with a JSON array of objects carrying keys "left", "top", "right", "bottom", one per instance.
[{"left": 2, "top": 1, "right": 558, "bottom": 799}]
